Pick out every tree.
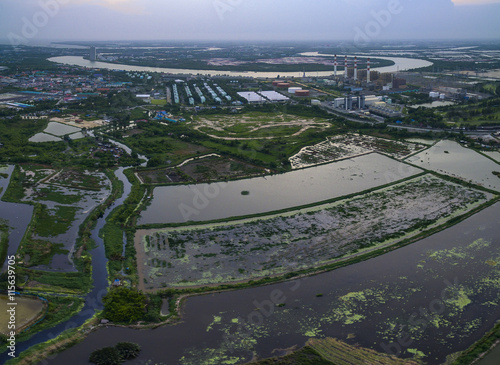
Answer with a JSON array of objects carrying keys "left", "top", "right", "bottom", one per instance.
[
  {"left": 89, "top": 347, "right": 121, "bottom": 365},
  {"left": 102, "top": 287, "right": 146, "bottom": 323},
  {"left": 116, "top": 342, "right": 141, "bottom": 360}
]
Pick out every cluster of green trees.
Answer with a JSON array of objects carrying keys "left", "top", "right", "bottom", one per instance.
[
  {"left": 89, "top": 342, "right": 141, "bottom": 365},
  {"left": 102, "top": 287, "right": 146, "bottom": 323}
]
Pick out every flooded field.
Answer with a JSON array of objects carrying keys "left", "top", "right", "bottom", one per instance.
[
  {"left": 0, "top": 166, "right": 34, "bottom": 271},
  {"left": 15, "top": 166, "right": 111, "bottom": 272},
  {"left": 138, "top": 153, "right": 422, "bottom": 225},
  {"left": 49, "top": 202, "right": 500, "bottom": 365},
  {"left": 28, "top": 133, "right": 62, "bottom": 143},
  {"left": 289, "top": 134, "right": 425, "bottom": 169},
  {"left": 407, "top": 140, "right": 500, "bottom": 192},
  {"left": 136, "top": 175, "right": 490, "bottom": 290},
  {"left": 29, "top": 122, "right": 84, "bottom": 143},
  {"left": 483, "top": 151, "right": 500, "bottom": 163}
]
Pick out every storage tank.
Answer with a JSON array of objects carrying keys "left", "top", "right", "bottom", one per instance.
[
  {"left": 311, "top": 99, "right": 321, "bottom": 106},
  {"left": 295, "top": 90, "right": 310, "bottom": 96},
  {"left": 277, "top": 83, "right": 291, "bottom": 88},
  {"left": 288, "top": 87, "right": 302, "bottom": 94}
]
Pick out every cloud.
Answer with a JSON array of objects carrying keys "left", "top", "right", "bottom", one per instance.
[
  {"left": 451, "top": 0, "right": 500, "bottom": 4},
  {"left": 67, "top": 0, "right": 146, "bottom": 14}
]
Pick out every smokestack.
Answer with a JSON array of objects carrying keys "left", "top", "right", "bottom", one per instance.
[
  {"left": 354, "top": 56, "right": 358, "bottom": 81},
  {"left": 344, "top": 55, "right": 348, "bottom": 79},
  {"left": 367, "top": 58, "right": 371, "bottom": 83},
  {"left": 334, "top": 54, "right": 337, "bottom": 77}
]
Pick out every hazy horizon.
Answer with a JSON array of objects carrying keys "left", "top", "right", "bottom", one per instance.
[{"left": 1, "top": 0, "right": 500, "bottom": 46}]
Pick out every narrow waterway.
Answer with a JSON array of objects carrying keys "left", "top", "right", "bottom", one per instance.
[{"left": 0, "top": 167, "right": 132, "bottom": 363}]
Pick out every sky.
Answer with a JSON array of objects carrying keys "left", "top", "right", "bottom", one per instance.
[{"left": 0, "top": 0, "right": 499, "bottom": 44}]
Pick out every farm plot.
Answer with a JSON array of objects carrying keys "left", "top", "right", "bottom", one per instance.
[
  {"left": 290, "top": 134, "right": 426, "bottom": 169},
  {"left": 137, "top": 155, "right": 267, "bottom": 184},
  {"left": 193, "top": 112, "right": 332, "bottom": 140},
  {"left": 136, "top": 175, "right": 490, "bottom": 290},
  {"left": 14, "top": 167, "right": 111, "bottom": 272},
  {"left": 29, "top": 122, "right": 84, "bottom": 143}
]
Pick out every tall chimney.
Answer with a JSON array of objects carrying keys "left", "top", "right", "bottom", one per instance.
[
  {"left": 344, "top": 55, "right": 348, "bottom": 79},
  {"left": 354, "top": 56, "right": 358, "bottom": 81},
  {"left": 367, "top": 58, "right": 371, "bottom": 83},
  {"left": 334, "top": 54, "right": 337, "bottom": 77}
]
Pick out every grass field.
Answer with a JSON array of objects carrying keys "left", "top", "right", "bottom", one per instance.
[
  {"left": 306, "top": 338, "right": 422, "bottom": 365},
  {"left": 193, "top": 112, "right": 332, "bottom": 140},
  {"left": 0, "top": 295, "right": 46, "bottom": 335}
]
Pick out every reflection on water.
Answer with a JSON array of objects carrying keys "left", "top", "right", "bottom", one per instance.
[
  {"left": 0, "top": 165, "right": 34, "bottom": 272},
  {"left": 48, "top": 54, "right": 432, "bottom": 78},
  {"left": 139, "top": 153, "right": 422, "bottom": 225},
  {"left": 408, "top": 140, "right": 500, "bottom": 192},
  {"left": 48, "top": 202, "right": 500, "bottom": 365}
]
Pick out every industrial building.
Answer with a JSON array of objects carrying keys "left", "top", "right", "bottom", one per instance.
[
  {"left": 258, "top": 90, "right": 289, "bottom": 102},
  {"left": 369, "top": 103, "right": 403, "bottom": 118},
  {"left": 237, "top": 91, "right": 265, "bottom": 104},
  {"left": 89, "top": 47, "right": 97, "bottom": 62}
]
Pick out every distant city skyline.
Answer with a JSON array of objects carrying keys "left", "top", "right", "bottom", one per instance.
[{"left": 1, "top": 0, "right": 500, "bottom": 45}]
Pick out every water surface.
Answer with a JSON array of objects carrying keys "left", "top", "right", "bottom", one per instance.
[
  {"left": 48, "top": 54, "right": 432, "bottom": 78},
  {"left": 138, "top": 153, "right": 421, "bottom": 225},
  {"left": 47, "top": 202, "right": 500, "bottom": 365}
]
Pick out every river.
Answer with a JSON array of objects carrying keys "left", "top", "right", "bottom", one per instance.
[
  {"left": 0, "top": 167, "right": 132, "bottom": 363},
  {"left": 45, "top": 201, "right": 500, "bottom": 365},
  {"left": 299, "top": 52, "right": 433, "bottom": 73},
  {"left": 47, "top": 54, "right": 432, "bottom": 78}
]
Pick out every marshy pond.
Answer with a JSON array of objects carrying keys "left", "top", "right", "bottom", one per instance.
[
  {"left": 138, "top": 153, "right": 422, "bottom": 225},
  {"left": 50, "top": 202, "right": 500, "bottom": 365},
  {"left": 136, "top": 175, "right": 491, "bottom": 290},
  {"left": 407, "top": 140, "right": 500, "bottom": 192}
]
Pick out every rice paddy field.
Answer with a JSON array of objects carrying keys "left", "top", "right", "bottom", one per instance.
[{"left": 136, "top": 175, "right": 491, "bottom": 290}]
